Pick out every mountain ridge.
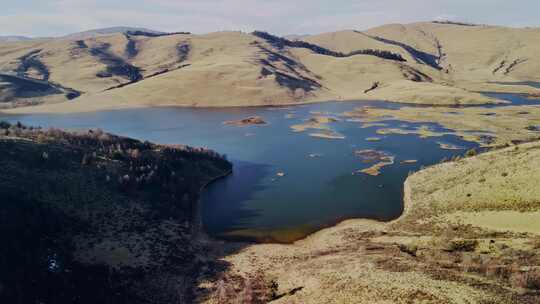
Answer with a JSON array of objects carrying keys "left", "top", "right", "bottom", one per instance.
[
  {"left": 1, "top": 21, "right": 539, "bottom": 113},
  {"left": 0, "top": 35, "right": 34, "bottom": 42},
  {"left": 0, "top": 26, "right": 166, "bottom": 42}
]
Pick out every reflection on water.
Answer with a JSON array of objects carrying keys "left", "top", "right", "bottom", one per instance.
[{"left": 0, "top": 100, "right": 481, "bottom": 243}]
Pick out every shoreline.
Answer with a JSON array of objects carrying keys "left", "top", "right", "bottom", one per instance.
[
  {"left": 209, "top": 210, "right": 401, "bottom": 244},
  {"left": 205, "top": 189, "right": 405, "bottom": 245},
  {"left": 7, "top": 88, "right": 540, "bottom": 116},
  {"left": 3, "top": 97, "right": 534, "bottom": 246},
  {"left": 0, "top": 91, "right": 511, "bottom": 115},
  {"left": 4, "top": 99, "right": 528, "bottom": 247},
  {"left": 199, "top": 141, "right": 540, "bottom": 303},
  {"left": 194, "top": 168, "right": 234, "bottom": 238},
  {"left": 205, "top": 141, "right": 520, "bottom": 246},
  {"left": 290, "top": 139, "right": 540, "bottom": 244}
]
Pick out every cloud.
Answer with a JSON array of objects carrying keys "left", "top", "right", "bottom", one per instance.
[
  {"left": 0, "top": 13, "right": 99, "bottom": 37},
  {"left": 1, "top": 0, "right": 539, "bottom": 37}
]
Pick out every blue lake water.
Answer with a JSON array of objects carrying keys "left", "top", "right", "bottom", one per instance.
[
  {"left": 482, "top": 92, "right": 540, "bottom": 107},
  {"left": 0, "top": 100, "right": 481, "bottom": 243}
]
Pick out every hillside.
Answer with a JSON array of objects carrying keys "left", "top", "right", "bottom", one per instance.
[
  {"left": 0, "top": 122, "right": 232, "bottom": 303},
  {"left": 0, "top": 22, "right": 540, "bottom": 113},
  {"left": 199, "top": 142, "right": 540, "bottom": 303},
  {"left": 366, "top": 22, "right": 540, "bottom": 82},
  {"left": 0, "top": 36, "right": 33, "bottom": 43}
]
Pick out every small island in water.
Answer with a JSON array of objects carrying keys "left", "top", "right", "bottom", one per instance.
[{"left": 223, "top": 116, "right": 267, "bottom": 126}]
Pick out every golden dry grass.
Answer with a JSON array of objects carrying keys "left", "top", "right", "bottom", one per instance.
[
  {"left": 2, "top": 22, "right": 540, "bottom": 113},
  {"left": 397, "top": 142, "right": 540, "bottom": 228}
]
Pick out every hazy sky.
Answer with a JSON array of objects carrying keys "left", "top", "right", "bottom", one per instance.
[{"left": 2, "top": 0, "right": 539, "bottom": 37}]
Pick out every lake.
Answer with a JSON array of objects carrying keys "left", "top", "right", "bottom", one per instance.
[{"left": 0, "top": 100, "right": 482, "bottom": 243}]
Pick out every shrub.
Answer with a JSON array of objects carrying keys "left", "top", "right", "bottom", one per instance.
[
  {"left": 111, "top": 150, "right": 124, "bottom": 160},
  {"left": 398, "top": 243, "right": 418, "bottom": 256},
  {"left": 510, "top": 269, "right": 540, "bottom": 290},
  {"left": 130, "top": 149, "right": 141, "bottom": 159},
  {"left": 268, "top": 280, "right": 279, "bottom": 300},
  {"left": 0, "top": 121, "right": 11, "bottom": 129},
  {"left": 465, "top": 148, "right": 477, "bottom": 157},
  {"left": 444, "top": 239, "right": 478, "bottom": 252}
]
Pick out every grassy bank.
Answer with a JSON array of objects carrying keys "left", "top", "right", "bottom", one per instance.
[{"left": 198, "top": 141, "right": 540, "bottom": 304}]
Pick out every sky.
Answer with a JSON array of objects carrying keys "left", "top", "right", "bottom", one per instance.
[{"left": 1, "top": 0, "right": 539, "bottom": 37}]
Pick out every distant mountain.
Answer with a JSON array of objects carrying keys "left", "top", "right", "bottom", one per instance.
[
  {"left": 61, "top": 26, "right": 165, "bottom": 39},
  {"left": 0, "top": 36, "right": 33, "bottom": 43},
  {"left": 0, "top": 27, "right": 165, "bottom": 43}
]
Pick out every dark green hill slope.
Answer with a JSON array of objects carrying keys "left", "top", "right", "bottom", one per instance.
[{"left": 0, "top": 122, "right": 231, "bottom": 303}]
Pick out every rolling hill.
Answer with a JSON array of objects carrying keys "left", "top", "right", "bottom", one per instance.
[
  {"left": 60, "top": 26, "right": 166, "bottom": 40},
  {"left": 1, "top": 22, "right": 540, "bottom": 113},
  {"left": 0, "top": 121, "right": 232, "bottom": 303},
  {"left": 0, "top": 36, "right": 33, "bottom": 43}
]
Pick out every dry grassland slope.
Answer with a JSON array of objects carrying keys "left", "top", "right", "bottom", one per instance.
[{"left": 0, "top": 22, "right": 539, "bottom": 113}]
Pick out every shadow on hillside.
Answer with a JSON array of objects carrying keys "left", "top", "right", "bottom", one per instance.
[
  {"left": 0, "top": 126, "right": 263, "bottom": 304},
  {"left": 0, "top": 139, "right": 270, "bottom": 303}
]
